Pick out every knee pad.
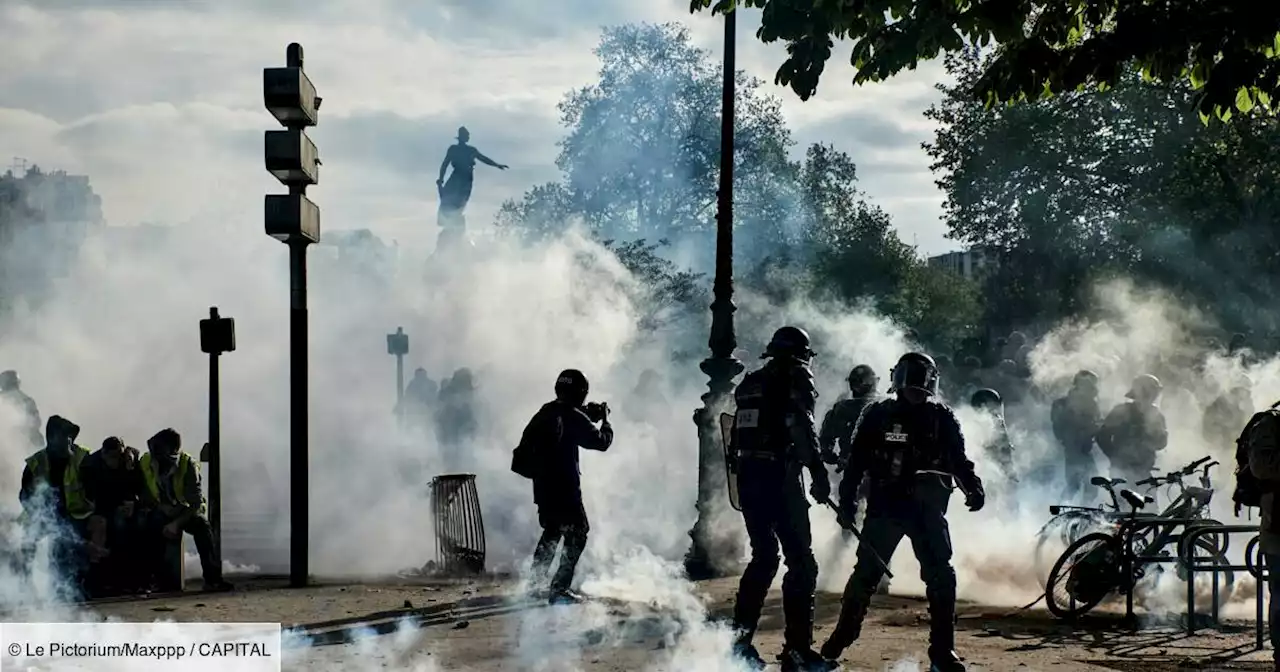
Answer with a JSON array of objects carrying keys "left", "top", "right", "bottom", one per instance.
[
  {"left": 748, "top": 552, "right": 781, "bottom": 575},
  {"left": 923, "top": 564, "right": 957, "bottom": 591}
]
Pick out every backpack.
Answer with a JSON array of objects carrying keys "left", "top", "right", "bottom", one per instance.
[
  {"left": 511, "top": 405, "right": 562, "bottom": 480},
  {"left": 1234, "top": 408, "right": 1280, "bottom": 508}
]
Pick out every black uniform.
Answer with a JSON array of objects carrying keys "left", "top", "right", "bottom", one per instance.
[
  {"left": 731, "top": 355, "right": 827, "bottom": 659},
  {"left": 820, "top": 393, "right": 878, "bottom": 542},
  {"left": 1096, "top": 401, "right": 1167, "bottom": 483},
  {"left": 524, "top": 396, "right": 613, "bottom": 599},
  {"left": 819, "top": 395, "right": 876, "bottom": 466},
  {"left": 823, "top": 388, "right": 983, "bottom": 668},
  {"left": 1052, "top": 393, "right": 1101, "bottom": 500}
]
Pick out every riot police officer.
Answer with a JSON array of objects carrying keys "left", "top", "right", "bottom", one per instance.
[
  {"left": 821, "top": 352, "right": 984, "bottom": 672},
  {"left": 819, "top": 365, "right": 879, "bottom": 467},
  {"left": 730, "top": 326, "right": 835, "bottom": 672},
  {"left": 820, "top": 365, "right": 886, "bottom": 591}
]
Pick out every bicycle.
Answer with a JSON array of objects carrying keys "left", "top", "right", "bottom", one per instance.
[
  {"left": 1033, "top": 475, "right": 1159, "bottom": 582},
  {"left": 1043, "top": 456, "right": 1233, "bottom": 619}
]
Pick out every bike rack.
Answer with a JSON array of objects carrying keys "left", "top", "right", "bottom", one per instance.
[
  {"left": 1179, "top": 524, "right": 1265, "bottom": 648},
  {"left": 1118, "top": 516, "right": 1232, "bottom": 621}
]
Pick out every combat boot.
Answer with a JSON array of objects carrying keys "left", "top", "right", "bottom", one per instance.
[
  {"left": 928, "top": 647, "right": 965, "bottom": 672},
  {"left": 819, "top": 602, "right": 866, "bottom": 659},
  {"left": 779, "top": 647, "right": 838, "bottom": 672},
  {"left": 731, "top": 642, "right": 767, "bottom": 671},
  {"left": 731, "top": 630, "right": 766, "bottom": 671}
]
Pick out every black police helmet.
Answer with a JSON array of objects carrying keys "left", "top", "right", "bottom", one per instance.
[
  {"left": 555, "top": 369, "right": 589, "bottom": 403},
  {"left": 763, "top": 326, "right": 815, "bottom": 361},
  {"left": 889, "top": 352, "right": 938, "bottom": 396},
  {"left": 970, "top": 388, "right": 1002, "bottom": 409},
  {"left": 848, "top": 364, "right": 878, "bottom": 394}
]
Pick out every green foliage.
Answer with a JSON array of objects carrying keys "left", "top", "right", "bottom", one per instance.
[
  {"left": 925, "top": 49, "right": 1280, "bottom": 334},
  {"left": 601, "top": 238, "right": 709, "bottom": 332},
  {"left": 496, "top": 22, "right": 798, "bottom": 257},
  {"left": 500, "top": 21, "right": 985, "bottom": 345},
  {"left": 886, "top": 263, "right": 983, "bottom": 352},
  {"left": 690, "top": 1, "right": 1280, "bottom": 120}
]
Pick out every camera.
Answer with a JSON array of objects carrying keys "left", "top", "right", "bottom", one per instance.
[{"left": 584, "top": 401, "right": 610, "bottom": 422}]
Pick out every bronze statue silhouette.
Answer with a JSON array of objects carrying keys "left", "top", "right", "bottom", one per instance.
[{"left": 436, "top": 126, "right": 507, "bottom": 233}]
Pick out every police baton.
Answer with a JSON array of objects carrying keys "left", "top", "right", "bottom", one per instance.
[{"left": 820, "top": 498, "right": 893, "bottom": 579}]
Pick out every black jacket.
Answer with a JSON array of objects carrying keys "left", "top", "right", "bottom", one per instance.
[{"left": 842, "top": 397, "right": 981, "bottom": 511}]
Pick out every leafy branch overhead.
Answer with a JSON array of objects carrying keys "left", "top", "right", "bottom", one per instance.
[{"left": 688, "top": 0, "right": 1280, "bottom": 120}]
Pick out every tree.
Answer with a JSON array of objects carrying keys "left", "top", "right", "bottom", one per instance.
[
  {"left": 495, "top": 22, "right": 801, "bottom": 265},
  {"left": 602, "top": 238, "right": 709, "bottom": 332},
  {"left": 690, "top": 0, "right": 1280, "bottom": 119},
  {"left": 925, "top": 49, "right": 1280, "bottom": 333}
]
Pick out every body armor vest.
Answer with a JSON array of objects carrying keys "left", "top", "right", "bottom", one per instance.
[
  {"left": 733, "top": 367, "right": 793, "bottom": 461},
  {"left": 868, "top": 402, "right": 943, "bottom": 487}
]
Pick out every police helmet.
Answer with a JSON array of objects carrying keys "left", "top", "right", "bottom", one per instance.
[
  {"left": 889, "top": 352, "right": 939, "bottom": 397},
  {"left": 0, "top": 370, "right": 17, "bottom": 391},
  {"left": 970, "top": 388, "right": 1002, "bottom": 409},
  {"left": 555, "top": 369, "right": 589, "bottom": 404},
  {"left": 1072, "top": 369, "right": 1099, "bottom": 389},
  {"left": 847, "top": 364, "right": 878, "bottom": 395},
  {"left": 1126, "top": 374, "right": 1163, "bottom": 403},
  {"left": 762, "top": 326, "right": 815, "bottom": 361}
]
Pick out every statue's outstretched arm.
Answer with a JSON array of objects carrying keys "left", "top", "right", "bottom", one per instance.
[{"left": 476, "top": 150, "right": 508, "bottom": 169}]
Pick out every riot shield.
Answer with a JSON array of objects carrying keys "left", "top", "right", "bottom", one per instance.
[{"left": 720, "top": 412, "right": 741, "bottom": 511}]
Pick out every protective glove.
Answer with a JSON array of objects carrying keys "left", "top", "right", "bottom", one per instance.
[
  {"left": 964, "top": 480, "right": 986, "bottom": 512},
  {"left": 956, "top": 471, "right": 985, "bottom": 511},
  {"left": 809, "top": 468, "right": 832, "bottom": 505},
  {"left": 836, "top": 495, "right": 858, "bottom": 528}
]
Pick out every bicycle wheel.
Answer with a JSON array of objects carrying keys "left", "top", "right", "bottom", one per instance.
[
  {"left": 1246, "top": 535, "right": 1262, "bottom": 579},
  {"left": 1046, "top": 532, "right": 1124, "bottom": 619},
  {"left": 1188, "top": 538, "right": 1235, "bottom": 613},
  {"left": 1035, "top": 512, "right": 1104, "bottom": 585}
]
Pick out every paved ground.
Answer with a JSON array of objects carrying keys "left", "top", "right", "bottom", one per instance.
[{"left": 69, "top": 575, "right": 1277, "bottom": 671}]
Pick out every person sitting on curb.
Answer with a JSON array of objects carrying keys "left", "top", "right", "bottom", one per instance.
[{"left": 139, "top": 428, "right": 232, "bottom": 592}]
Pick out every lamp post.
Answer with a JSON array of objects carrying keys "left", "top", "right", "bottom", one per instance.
[
  {"left": 199, "top": 306, "right": 236, "bottom": 568},
  {"left": 387, "top": 327, "right": 409, "bottom": 420},
  {"left": 263, "top": 42, "right": 322, "bottom": 589},
  {"left": 685, "top": 4, "right": 744, "bottom": 580}
]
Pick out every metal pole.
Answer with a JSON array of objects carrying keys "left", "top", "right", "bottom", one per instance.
[
  {"left": 396, "top": 353, "right": 405, "bottom": 410},
  {"left": 289, "top": 239, "right": 309, "bottom": 588},
  {"left": 685, "top": 5, "right": 744, "bottom": 579},
  {"left": 208, "top": 347, "right": 222, "bottom": 566}
]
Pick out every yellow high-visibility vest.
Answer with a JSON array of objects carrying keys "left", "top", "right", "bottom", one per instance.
[
  {"left": 140, "top": 452, "right": 206, "bottom": 518},
  {"left": 24, "top": 445, "right": 92, "bottom": 520}
]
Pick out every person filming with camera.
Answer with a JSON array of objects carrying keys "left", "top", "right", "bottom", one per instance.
[{"left": 512, "top": 368, "right": 613, "bottom": 604}]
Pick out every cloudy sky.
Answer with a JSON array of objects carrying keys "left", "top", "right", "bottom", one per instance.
[{"left": 0, "top": 0, "right": 958, "bottom": 256}]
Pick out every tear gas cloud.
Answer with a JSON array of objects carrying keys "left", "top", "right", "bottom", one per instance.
[
  {"left": 3, "top": 184, "right": 1277, "bottom": 663},
  {"left": 2, "top": 26, "right": 1277, "bottom": 672}
]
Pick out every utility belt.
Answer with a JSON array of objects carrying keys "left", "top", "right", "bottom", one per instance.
[{"left": 738, "top": 449, "right": 783, "bottom": 462}]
